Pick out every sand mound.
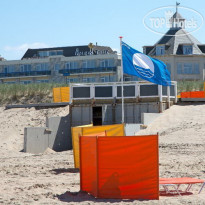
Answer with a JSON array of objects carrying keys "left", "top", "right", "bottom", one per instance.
[{"left": 0, "top": 105, "right": 69, "bottom": 153}]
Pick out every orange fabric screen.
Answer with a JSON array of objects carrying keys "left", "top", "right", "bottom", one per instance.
[
  {"left": 80, "top": 135, "right": 159, "bottom": 200},
  {"left": 80, "top": 136, "right": 98, "bottom": 196},
  {"left": 181, "top": 91, "right": 205, "bottom": 98},
  {"left": 190, "top": 91, "right": 205, "bottom": 98}
]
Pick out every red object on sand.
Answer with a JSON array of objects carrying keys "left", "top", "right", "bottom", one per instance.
[{"left": 159, "top": 177, "right": 204, "bottom": 184}]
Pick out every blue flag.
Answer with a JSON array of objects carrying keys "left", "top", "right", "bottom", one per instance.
[{"left": 122, "top": 41, "right": 171, "bottom": 86}]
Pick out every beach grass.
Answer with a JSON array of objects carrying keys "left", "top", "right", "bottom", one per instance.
[
  {"left": 0, "top": 83, "right": 67, "bottom": 104},
  {"left": 177, "top": 81, "right": 204, "bottom": 93}
]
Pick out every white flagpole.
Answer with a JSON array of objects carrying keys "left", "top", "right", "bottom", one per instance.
[{"left": 119, "top": 36, "right": 124, "bottom": 124}]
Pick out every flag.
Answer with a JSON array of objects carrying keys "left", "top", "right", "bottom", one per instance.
[{"left": 122, "top": 41, "right": 171, "bottom": 86}]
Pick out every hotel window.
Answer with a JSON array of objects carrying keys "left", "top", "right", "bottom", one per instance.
[
  {"left": 100, "top": 76, "right": 109, "bottom": 82},
  {"left": 20, "top": 64, "right": 32, "bottom": 72},
  {"left": 100, "top": 59, "right": 114, "bottom": 68},
  {"left": 4, "top": 65, "right": 15, "bottom": 73},
  {"left": 54, "top": 64, "right": 61, "bottom": 71},
  {"left": 36, "top": 63, "right": 49, "bottom": 71},
  {"left": 156, "top": 46, "right": 165, "bottom": 56},
  {"left": 38, "top": 51, "right": 49, "bottom": 57},
  {"left": 68, "top": 78, "right": 80, "bottom": 83},
  {"left": 5, "top": 81, "right": 16, "bottom": 84},
  {"left": 193, "top": 63, "right": 200, "bottom": 74},
  {"left": 82, "top": 60, "right": 96, "bottom": 68},
  {"left": 86, "top": 77, "right": 95, "bottom": 83},
  {"left": 184, "top": 63, "right": 192, "bottom": 74},
  {"left": 65, "top": 61, "right": 78, "bottom": 69},
  {"left": 20, "top": 80, "right": 32, "bottom": 85},
  {"left": 36, "top": 80, "right": 49, "bottom": 83},
  {"left": 38, "top": 50, "right": 63, "bottom": 57},
  {"left": 183, "top": 45, "right": 193, "bottom": 55},
  {"left": 83, "top": 78, "right": 87, "bottom": 83},
  {"left": 177, "top": 63, "right": 183, "bottom": 74},
  {"left": 124, "top": 76, "right": 131, "bottom": 81}
]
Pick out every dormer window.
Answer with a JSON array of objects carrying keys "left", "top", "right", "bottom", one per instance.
[
  {"left": 183, "top": 45, "right": 193, "bottom": 55},
  {"left": 156, "top": 46, "right": 165, "bottom": 56}
]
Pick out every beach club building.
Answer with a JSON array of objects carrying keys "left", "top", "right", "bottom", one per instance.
[
  {"left": 143, "top": 10, "right": 205, "bottom": 81},
  {"left": 0, "top": 43, "right": 138, "bottom": 85}
]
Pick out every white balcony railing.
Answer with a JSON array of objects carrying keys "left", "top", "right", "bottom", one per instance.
[{"left": 70, "top": 81, "right": 177, "bottom": 103}]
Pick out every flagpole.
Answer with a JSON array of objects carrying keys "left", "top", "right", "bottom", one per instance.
[{"left": 119, "top": 36, "right": 124, "bottom": 124}]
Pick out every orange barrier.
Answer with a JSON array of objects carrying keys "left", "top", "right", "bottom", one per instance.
[
  {"left": 180, "top": 91, "right": 205, "bottom": 98},
  {"left": 72, "top": 124, "right": 125, "bottom": 168},
  {"left": 80, "top": 135, "right": 159, "bottom": 200},
  {"left": 53, "top": 87, "right": 70, "bottom": 102}
]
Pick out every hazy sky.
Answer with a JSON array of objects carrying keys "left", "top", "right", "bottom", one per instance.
[{"left": 0, "top": 0, "right": 204, "bottom": 60}]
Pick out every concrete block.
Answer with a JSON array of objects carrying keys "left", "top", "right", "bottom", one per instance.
[
  {"left": 46, "top": 115, "right": 72, "bottom": 151},
  {"left": 24, "top": 127, "right": 49, "bottom": 154},
  {"left": 125, "top": 124, "right": 142, "bottom": 135},
  {"left": 141, "top": 113, "right": 161, "bottom": 125}
]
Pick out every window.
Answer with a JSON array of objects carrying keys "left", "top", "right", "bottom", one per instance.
[
  {"left": 20, "top": 80, "right": 32, "bottom": 84},
  {"left": 38, "top": 51, "right": 49, "bottom": 57},
  {"left": 184, "top": 63, "right": 192, "bottom": 74},
  {"left": 100, "top": 59, "right": 114, "bottom": 68},
  {"left": 124, "top": 76, "right": 131, "bottom": 81},
  {"left": 87, "top": 77, "right": 95, "bottom": 83},
  {"left": 38, "top": 50, "right": 63, "bottom": 57},
  {"left": 65, "top": 61, "right": 78, "bottom": 69},
  {"left": 20, "top": 64, "right": 31, "bottom": 72},
  {"left": 100, "top": 76, "right": 109, "bottom": 82},
  {"left": 177, "top": 63, "right": 199, "bottom": 75},
  {"left": 100, "top": 77, "right": 105, "bottom": 82},
  {"left": 83, "top": 78, "right": 87, "bottom": 83},
  {"left": 4, "top": 65, "right": 15, "bottom": 73},
  {"left": 82, "top": 60, "right": 96, "bottom": 68},
  {"left": 68, "top": 78, "right": 80, "bottom": 83},
  {"left": 5, "top": 81, "right": 16, "bottom": 84},
  {"left": 156, "top": 46, "right": 165, "bottom": 56},
  {"left": 36, "top": 63, "right": 49, "bottom": 71},
  {"left": 177, "top": 63, "right": 183, "bottom": 74},
  {"left": 54, "top": 64, "right": 61, "bottom": 71},
  {"left": 109, "top": 76, "right": 115, "bottom": 82},
  {"left": 36, "top": 80, "right": 49, "bottom": 83},
  {"left": 183, "top": 45, "right": 193, "bottom": 55},
  {"left": 193, "top": 63, "right": 200, "bottom": 74}
]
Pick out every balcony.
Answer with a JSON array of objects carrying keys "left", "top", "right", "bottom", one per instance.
[
  {"left": 59, "top": 67, "right": 117, "bottom": 75},
  {"left": 0, "top": 71, "right": 51, "bottom": 78}
]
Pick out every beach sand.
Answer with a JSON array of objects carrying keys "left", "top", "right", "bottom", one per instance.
[{"left": 0, "top": 103, "right": 205, "bottom": 204}]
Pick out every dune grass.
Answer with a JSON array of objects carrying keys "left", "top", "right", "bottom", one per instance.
[
  {"left": 177, "top": 81, "right": 204, "bottom": 93},
  {"left": 0, "top": 83, "right": 67, "bottom": 105}
]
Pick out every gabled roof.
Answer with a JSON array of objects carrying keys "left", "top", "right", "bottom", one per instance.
[{"left": 145, "top": 28, "right": 203, "bottom": 55}]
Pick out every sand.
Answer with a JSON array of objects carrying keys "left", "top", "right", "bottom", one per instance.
[{"left": 0, "top": 103, "right": 205, "bottom": 204}]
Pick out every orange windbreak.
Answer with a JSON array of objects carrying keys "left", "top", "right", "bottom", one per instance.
[
  {"left": 80, "top": 136, "right": 98, "bottom": 196},
  {"left": 83, "top": 131, "right": 107, "bottom": 137},
  {"left": 181, "top": 91, "right": 205, "bottom": 98},
  {"left": 190, "top": 91, "right": 205, "bottom": 98},
  {"left": 80, "top": 135, "right": 159, "bottom": 200}
]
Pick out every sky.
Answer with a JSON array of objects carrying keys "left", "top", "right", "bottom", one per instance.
[{"left": 0, "top": 0, "right": 204, "bottom": 60}]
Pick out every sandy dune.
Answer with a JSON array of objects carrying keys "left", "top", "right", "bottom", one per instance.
[{"left": 0, "top": 103, "right": 205, "bottom": 204}]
